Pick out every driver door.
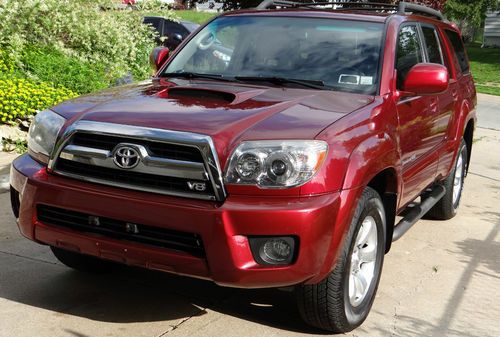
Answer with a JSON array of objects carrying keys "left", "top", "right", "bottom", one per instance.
[{"left": 396, "top": 24, "right": 442, "bottom": 206}]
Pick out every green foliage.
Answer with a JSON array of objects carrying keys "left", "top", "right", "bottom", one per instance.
[
  {"left": 445, "top": 0, "right": 499, "bottom": 27},
  {"left": 0, "top": 0, "right": 178, "bottom": 127},
  {"left": 0, "top": 78, "right": 77, "bottom": 123},
  {"left": 1, "top": 137, "right": 27, "bottom": 154},
  {"left": 0, "top": 50, "right": 16, "bottom": 75},
  {"left": 21, "top": 46, "right": 110, "bottom": 94},
  {"left": 0, "top": 0, "right": 174, "bottom": 86}
]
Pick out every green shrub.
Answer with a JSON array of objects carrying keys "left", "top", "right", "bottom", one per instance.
[
  {"left": 0, "top": 0, "right": 179, "bottom": 127},
  {"left": 1, "top": 137, "right": 27, "bottom": 154},
  {"left": 0, "top": 49, "right": 16, "bottom": 75},
  {"left": 21, "top": 46, "right": 110, "bottom": 94},
  {"left": 0, "top": 78, "right": 77, "bottom": 123},
  {"left": 0, "top": 0, "right": 174, "bottom": 84}
]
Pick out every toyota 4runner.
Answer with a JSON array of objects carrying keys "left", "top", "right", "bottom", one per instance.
[{"left": 10, "top": 1, "right": 477, "bottom": 332}]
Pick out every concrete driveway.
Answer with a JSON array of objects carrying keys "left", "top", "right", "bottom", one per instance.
[{"left": 0, "top": 96, "right": 499, "bottom": 337}]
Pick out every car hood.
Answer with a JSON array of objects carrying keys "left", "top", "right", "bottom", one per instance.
[{"left": 53, "top": 79, "right": 374, "bottom": 158}]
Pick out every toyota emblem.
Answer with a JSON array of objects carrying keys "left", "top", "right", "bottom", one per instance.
[{"left": 113, "top": 145, "right": 140, "bottom": 169}]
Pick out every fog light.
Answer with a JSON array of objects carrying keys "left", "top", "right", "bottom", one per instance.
[{"left": 249, "top": 236, "right": 297, "bottom": 265}]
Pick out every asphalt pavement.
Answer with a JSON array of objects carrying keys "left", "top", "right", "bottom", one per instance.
[{"left": 0, "top": 95, "right": 498, "bottom": 337}]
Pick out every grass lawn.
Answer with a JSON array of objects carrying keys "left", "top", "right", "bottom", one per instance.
[
  {"left": 466, "top": 43, "right": 500, "bottom": 96},
  {"left": 174, "top": 10, "right": 217, "bottom": 24},
  {"left": 144, "top": 10, "right": 216, "bottom": 24}
]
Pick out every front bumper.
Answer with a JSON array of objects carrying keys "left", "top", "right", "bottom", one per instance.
[{"left": 10, "top": 154, "right": 356, "bottom": 288}]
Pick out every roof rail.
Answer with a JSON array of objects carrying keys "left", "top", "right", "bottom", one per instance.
[
  {"left": 257, "top": 1, "right": 397, "bottom": 10},
  {"left": 256, "top": 1, "right": 445, "bottom": 21},
  {"left": 256, "top": 0, "right": 302, "bottom": 9},
  {"left": 398, "top": 2, "right": 445, "bottom": 21}
]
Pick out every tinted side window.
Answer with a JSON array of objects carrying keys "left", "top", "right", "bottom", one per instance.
[
  {"left": 422, "top": 26, "right": 443, "bottom": 64},
  {"left": 396, "top": 25, "right": 423, "bottom": 89},
  {"left": 445, "top": 30, "right": 470, "bottom": 74}
]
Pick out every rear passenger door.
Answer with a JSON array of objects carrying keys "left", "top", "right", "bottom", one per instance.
[
  {"left": 396, "top": 23, "right": 448, "bottom": 206},
  {"left": 436, "top": 29, "right": 475, "bottom": 177}
]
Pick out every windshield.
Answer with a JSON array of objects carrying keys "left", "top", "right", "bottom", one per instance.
[{"left": 163, "top": 16, "right": 384, "bottom": 94}]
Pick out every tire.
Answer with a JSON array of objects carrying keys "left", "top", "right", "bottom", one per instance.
[
  {"left": 296, "top": 187, "right": 386, "bottom": 333},
  {"left": 51, "top": 247, "right": 116, "bottom": 273},
  {"left": 427, "top": 140, "right": 468, "bottom": 220}
]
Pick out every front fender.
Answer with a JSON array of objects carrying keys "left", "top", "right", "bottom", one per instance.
[
  {"left": 306, "top": 133, "right": 401, "bottom": 284},
  {"left": 342, "top": 133, "right": 401, "bottom": 191}
]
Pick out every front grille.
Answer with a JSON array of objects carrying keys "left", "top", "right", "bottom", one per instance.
[
  {"left": 56, "top": 159, "right": 214, "bottom": 197},
  {"left": 37, "top": 204, "right": 206, "bottom": 257},
  {"left": 72, "top": 133, "right": 204, "bottom": 163},
  {"left": 50, "top": 122, "right": 226, "bottom": 201}
]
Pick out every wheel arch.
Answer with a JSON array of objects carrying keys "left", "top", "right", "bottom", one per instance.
[
  {"left": 308, "top": 131, "right": 402, "bottom": 284},
  {"left": 340, "top": 133, "right": 401, "bottom": 254},
  {"left": 365, "top": 168, "right": 398, "bottom": 253}
]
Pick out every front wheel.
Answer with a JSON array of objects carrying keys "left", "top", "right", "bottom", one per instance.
[{"left": 296, "top": 187, "right": 386, "bottom": 333}]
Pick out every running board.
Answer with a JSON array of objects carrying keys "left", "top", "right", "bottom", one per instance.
[{"left": 392, "top": 185, "right": 446, "bottom": 242}]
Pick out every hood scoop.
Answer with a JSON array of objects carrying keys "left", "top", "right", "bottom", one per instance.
[{"left": 166, "top": 87, "right": 236, "bottom": 104}]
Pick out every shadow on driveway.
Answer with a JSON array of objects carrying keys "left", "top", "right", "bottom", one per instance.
[{"left": 0, "top": 250, "right": 328, "bottom": 335}]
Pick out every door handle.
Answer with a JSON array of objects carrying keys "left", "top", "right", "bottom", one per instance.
[{"left": 429, "top": 98, "right": 438, "bottom": 112}]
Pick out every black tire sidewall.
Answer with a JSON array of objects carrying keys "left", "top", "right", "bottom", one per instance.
[{"left": 342, "top": 192, "right": 386, "bottom": 325}]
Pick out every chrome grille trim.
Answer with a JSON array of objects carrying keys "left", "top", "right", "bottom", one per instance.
[
  {"left": 49, "top": 121, "right": 227, "bottom": 201},
  {"left": 59, "top": 144, "right": 208, "bottom": 180}
]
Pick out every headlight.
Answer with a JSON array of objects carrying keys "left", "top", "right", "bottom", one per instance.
[
  {"left": 27, "top": 109, "right": 66, "bottom": 164},
  {"left": 225, "top": 140, "right": 328, "bottom": 188}
]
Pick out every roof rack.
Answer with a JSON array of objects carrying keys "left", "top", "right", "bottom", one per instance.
[
  {"left": 398, "top": 2, "right": 444, "bottom": 21},
  {"left": 256, "top": 1, "right": 445, "bottom": 21}
]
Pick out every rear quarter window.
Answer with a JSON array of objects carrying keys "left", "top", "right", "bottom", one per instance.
[
  {"left": 445, "top": 29, "right": 470, "bottom": 74},
  {"left": 421, "top": 26, "right": 443, "bottom": 65}
]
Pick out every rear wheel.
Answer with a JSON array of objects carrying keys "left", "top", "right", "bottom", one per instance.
[
  {"left": 296, "top": 187, "right": 386, "bottom": 332},
  {"left": 427, "top": 140, "right": 468, "bottom": 220},
  {"left": 51, "top": 247, "right": 116, "bottom": 273}
]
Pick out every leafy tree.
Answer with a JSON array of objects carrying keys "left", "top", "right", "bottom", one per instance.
[{"left": 444, "top": 0, "right": 499, "bottom": 27}]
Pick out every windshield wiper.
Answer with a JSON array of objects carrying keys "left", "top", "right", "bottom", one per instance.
[
  {"left": 234, "top": 76, "right": 330, "bottom": 90},
  {"left": 162, "top": 72, "right": 235, "bottom": 82}
]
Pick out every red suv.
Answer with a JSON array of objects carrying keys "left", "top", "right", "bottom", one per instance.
[{"left": 10, "top": 1, "right": 476, "bottom": 332}]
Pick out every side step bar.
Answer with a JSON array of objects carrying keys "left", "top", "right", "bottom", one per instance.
[{"left": 392, "top": 185, "right": 446, "bottom": 242}]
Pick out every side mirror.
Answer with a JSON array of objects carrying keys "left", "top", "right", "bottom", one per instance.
[
  {"left": 402, "top": 63, "right": 449, "bottom": 96},
  {"left": 172, "top": 33, "right": 183, "bottom": 43},
  {"left": 149, "top": 46, "right": 170, "bottom": 73}
]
